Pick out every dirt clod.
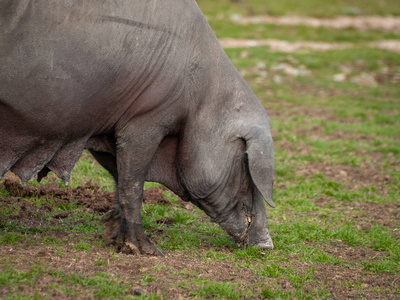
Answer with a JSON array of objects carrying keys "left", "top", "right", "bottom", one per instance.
[
  {"left": 155, "top": 217, "right": 175, "bottom": 225},
  {"left": 143, "top": 187, "right": 171, "bottom": 206},
  {"left": 132, "top": 287, "right": 147, "bottom": 296},
  {"left": 52, "top": 212, "right": 70, "bottom": 219},
  {"left": 2, "top": 172, "right": 115, "bottom": 214}
]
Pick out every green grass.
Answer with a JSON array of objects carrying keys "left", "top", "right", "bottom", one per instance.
[
  {"left": 198, "top": 0, "right": 400, "bottom": 42},
  {"left": 257, "top": 262, "right": 287, "bottom": 277},
  {"left": 0, "top": 263, "right": 46, "bottom": 288},
  {"left": 48, "top": 270, "right": 130, "bottom": 298},
  {"left": 94, "top": 259, "right": 108, "bottom": 266},
  {"left": 197, "top": 0, "right": 400, "bottom": 17},
  {"left": 0, "top": 232, "right": 25, "bottom": 245},
  {"left": 209, "top": 21, "right": 400, "bottom": 42},
  {"left": 191, "top": 281, "right": 242, "bottom": 299},
  {"left": 1, "top": 0, "right": 399, "bottom": 298},
  {"left": 0, "top": 264, "right": 138, "bottom": 299},
  {"left": 75, "top": 241, "right": 92, "bottom": 252}
]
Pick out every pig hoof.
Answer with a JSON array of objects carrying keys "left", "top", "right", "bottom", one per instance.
[
  {"left": 254, "top": 239, "right": 274, "bottom": 250},
  {"left": 115, "top": 220, "right": 164, "bottom": 256},
  {"left": 117, "top": 238, "right": 164, "bottom": 257},
  {"left": 119, "top": 241, "right": 140, "bottom": 255}
]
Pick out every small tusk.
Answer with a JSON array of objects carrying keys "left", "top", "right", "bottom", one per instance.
[
  {"left": 246, "top": 215, "right": 252, "bottom": 225},
  {"left": 142, "top": 203, "right": 148, "bottom": 214}
]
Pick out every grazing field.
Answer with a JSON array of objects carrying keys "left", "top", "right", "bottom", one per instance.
[{"left": 1, "top": 0, "right": 399, "bottom": 299}]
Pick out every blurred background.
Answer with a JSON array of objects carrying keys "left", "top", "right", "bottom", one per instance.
[{"left": 1, "top": 1, "right": 399, "bottom": 299}]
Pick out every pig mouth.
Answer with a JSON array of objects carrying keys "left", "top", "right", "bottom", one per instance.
[
  {"left": 213, "top": 201, "right": 253, "bottom": 245},
  {"left": 237, "top": 202, "right": 253, "bottom": 245},
  {"left": 237, "top": 198, "right": 274, "bottom": 250}
]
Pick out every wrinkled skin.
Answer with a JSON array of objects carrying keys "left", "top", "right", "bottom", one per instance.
[{"left": 0, "top": 0, "right": 275, "bottom": 256}]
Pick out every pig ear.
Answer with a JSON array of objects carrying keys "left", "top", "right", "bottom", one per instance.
[{"left": 245, "top": 133, "right": 275, "bottom": 208}]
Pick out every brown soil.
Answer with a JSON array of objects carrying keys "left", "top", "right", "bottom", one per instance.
[
  {"left": 1, "top": 11, "right": 399, "bottom": 292},
  {"left": 315, "top": 196, "right": 400, "bottom": 230},
  {"left": 296, "top": 162, "right": 394, "bottom": 192},
  {"left": 221, "top": 13, "right": 400, "bottom": 53},
  {"left": 143, "top": 187, "right": 172, "bottom": 206},
  {"left": 0, "top": 245, "right": 272, "bottom": 299},
  {"left": 230, "top": 15, "right": 400, "bottom": 33},
  {"left": 219, "top": 38, "right": 400, "bottom": 53},
  {"left": 312, "top": 264, "right": 399, "bottom": 299},
  {"left": 276, "top": 124, "right": 397, "bottom": 195},
  {"left": 267, "top": 101, "right": 359, "bottom": 124},
  {"left": 0, "top": 173, "right": 175, "bottom": 215},
  {"left": 266, "top": 97, "right": 398, "bottom": 195},
  {"left": 1, "top": 167, "right": 399, "bottom": 298},
  {"left": 2, "top": 172, "right": 115, "bottom": 214},
  {"left": 1, "top": 242, "right": 398, "bottom": 299}
]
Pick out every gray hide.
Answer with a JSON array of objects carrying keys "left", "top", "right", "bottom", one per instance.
[{"left": 0, "top": 0, "right": 275, "bottom": 255}]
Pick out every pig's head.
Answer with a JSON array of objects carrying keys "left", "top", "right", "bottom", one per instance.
[
  {"left": 216, "top": 126, "right": 275, "bottom": 249},
  {"left": 177, "top": 99, "right": 275, "bottom": 249}
]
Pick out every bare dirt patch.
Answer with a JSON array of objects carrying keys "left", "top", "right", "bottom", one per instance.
[
  {"left": 2, "top": 243, "right": 398, "bottom": 299},
  {"left": 0, "top": 173, "right": 175, "bottom": 240},
  {"left": 269, "top": 102, "right": 359, "bottom": 124},
  {"left": 322, "top": 241, "right": 387, "bottom": 262},
  {"left": 230, "top": 15, "right": 400, "bottom": 33},
  {"left": 295, "top": 126, "right": 374, "bottom": 142},
  {"left": 0, "top": 244, "right": 272, "bottom": 299},
  {"left": 1, "top": 170, "right": 399, "bottom": 298},
  {"left": 143, "top": 187, "right": 172, "bottom": 206},
  {"left": 297, "top": 162, "right": 394, "bottom": 192},
  {"left": 220, "top": 38, "right": 400, "bottom": 53},
  {"left": 220, "top": 14, "right": 400, "bottom": 53},
  {"left": 370, "top": 40, "right": 400, "bottom": 54},
  {"left": 2, "top": 172, "right": 115, "bottom": 214},
  {"left": 312, "top": 264, "right": 400, "bottom": 299},
  {"left": 220, "top": 38, "right": 351, "bottom": 52},
  {"left": 314, "top": 196, "right": 400, "bottom": 233},
  {"left": 1, "top": 173, "right": 174, "bottom": 215},
  {"left": 348, "top": 201, "right": 400, "bottom": 228},
  {"left": 265, "top": 258, "right": 400, "bottom": 299}
]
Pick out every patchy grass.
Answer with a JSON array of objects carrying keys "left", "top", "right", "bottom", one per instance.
[
  {"left": 197, "top": 0, "right": 400, "bottom": 17},
  {"left": 208, "top": 21, "right": 400, "bottom": 42},
  {"left": 1, "top": 0, "right": 400, "bottom": 299}
]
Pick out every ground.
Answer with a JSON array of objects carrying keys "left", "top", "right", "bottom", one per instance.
[{"left": 1, "top": 0, "right": 399, "bottom": 299}]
